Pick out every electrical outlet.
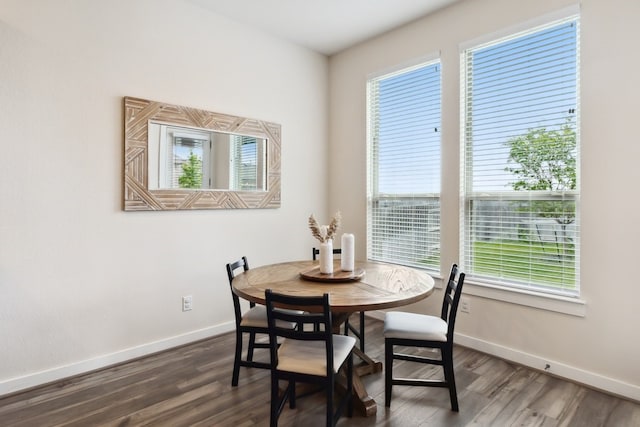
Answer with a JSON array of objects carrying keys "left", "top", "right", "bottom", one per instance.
[
  {"left": 182, "top": 295, "right": 193, "bottom": 312},
  {"left": 460, "top": 298, "right": 470, "bottom": 314}
]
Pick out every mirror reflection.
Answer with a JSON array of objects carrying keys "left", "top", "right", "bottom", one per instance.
[{"left": 148, "top": 122, "right": 267, "bottom": 191}]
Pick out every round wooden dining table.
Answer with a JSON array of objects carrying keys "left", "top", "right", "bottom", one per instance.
[{"left": 231, "top": 259, "right": 435, "bottom": 416}]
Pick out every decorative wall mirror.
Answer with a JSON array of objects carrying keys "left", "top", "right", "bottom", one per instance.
[{"left": 123, "top": 97, "right": 281, "bottom": 210}]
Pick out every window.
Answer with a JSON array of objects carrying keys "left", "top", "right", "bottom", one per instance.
[
  {"left": 147, "top": 122, "right": 266, "bottom": 191},
  {"left": 167, "top": 128, "right": 209, "bottom": 189},
  {"left": 461, "top": 15, "right": 580, "bottom": 296},
  {"left": 230, "top": 135, "right": 264, "bottom": 191},
  {"left": 367, "top": 60, "right": 441, "bottom": 271}
]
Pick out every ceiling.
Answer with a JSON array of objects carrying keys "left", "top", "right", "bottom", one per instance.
[{"left": 189, "top": 0, "right": 459, "bottom": 56}]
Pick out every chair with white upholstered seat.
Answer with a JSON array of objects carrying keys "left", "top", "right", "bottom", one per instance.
[
  {"left": 226, "top": 256, "right": 299, "bottom": 387},
  {"left": 265, "top": 289, "right": 355, "bottom": 427},
  {"left": 384, "top": 264, "right": 466, "bottom": 411}
]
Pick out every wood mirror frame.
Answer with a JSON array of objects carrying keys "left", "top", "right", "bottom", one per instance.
[{"left": 123, "top": 96, "right": 281, "bottom": 211}]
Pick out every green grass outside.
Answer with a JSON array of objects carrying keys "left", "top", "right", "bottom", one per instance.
[
  {"left": 419, "top": 239, "right": 576, "bottom": 289},
  {"left": 472, "top": 240, "right": 576, "bottom": 288}
]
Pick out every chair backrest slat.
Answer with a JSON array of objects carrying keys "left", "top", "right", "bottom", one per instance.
[{"left": 312, "top": 247, "right": 342, "bottom": 260}]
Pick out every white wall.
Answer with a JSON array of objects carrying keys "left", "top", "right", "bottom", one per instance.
[
  {"left": 329, "top": 0, "right": 640, "bottom": 399},
  {"left": 0, "top": 0, "right": 329, "bottom": 394}
]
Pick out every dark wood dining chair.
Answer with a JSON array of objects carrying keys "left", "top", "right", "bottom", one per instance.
[
  {"left": 265, "top": 289, "right": 355, "bottom": 427},
  {"left": 312, "top": 247, "right": 366, "bottom": 352},
  {"left": 383, "top": 264, "right": 466, "bottom": 411},
  {"left": 226, "top": 256, "right": 299, "bottom": 386}
]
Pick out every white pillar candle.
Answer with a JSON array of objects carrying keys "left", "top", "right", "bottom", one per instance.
[
  {"left": 319, "top": 239, "right": 334, "bottom": 274},
  {"left": 341, "top": 233, "right": 355, "bottom": 272}
]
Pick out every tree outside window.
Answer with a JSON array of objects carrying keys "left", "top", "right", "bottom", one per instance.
[{"left": 178, "top": 151, "right": 203, "bottom": 189}]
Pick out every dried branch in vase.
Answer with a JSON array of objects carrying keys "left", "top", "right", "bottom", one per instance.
[{"left": 308, "top": 211, "right": 341, "bottom": 243}]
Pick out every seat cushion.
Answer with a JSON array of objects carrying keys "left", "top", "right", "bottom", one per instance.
[
  {"left": 276, "top": 335, "right": 356, "bottom": 376},
  {"left": 240, "top": 305, "right": 299, "bottom": 329},
  {"left": 383, "top": 311, "right": 448, "bottom": 342}
]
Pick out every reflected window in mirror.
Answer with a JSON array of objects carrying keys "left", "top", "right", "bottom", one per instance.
[
  {"left": 148, "top": 122, "right": 266, "bottom": 191},
  {"left": 231, "top": 134, "right": 265, "bottom": 191}
]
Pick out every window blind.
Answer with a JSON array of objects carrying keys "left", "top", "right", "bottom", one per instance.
[
  {"left": 461, "top": 16, "right": 580, "bottom": 295},
  {"left": 231, "top": 135, "right": 259, "bottom": 191},
  {"left": 367, "top": 61, "right": 441, "bottom": 270}
]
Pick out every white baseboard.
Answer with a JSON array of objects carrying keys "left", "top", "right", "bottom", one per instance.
[
  {"left": 365, "top": 311, "right": 640, "bottom": 402},
  {"left": 454, "top": 333, "right": 640, "bottom": 402},
  {"left": 0, "top": 322, "right": 235, "bottom": 397}
]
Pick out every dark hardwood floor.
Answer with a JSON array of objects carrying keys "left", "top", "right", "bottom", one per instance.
[{"left": 1, "top": 318, "right": 639, "bottom": 426}]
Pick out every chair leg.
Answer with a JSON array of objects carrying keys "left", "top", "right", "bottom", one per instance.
[
  {"left": 270, "top": 375, "right": 280, "bottom": 427},
  {"left": 289, "top": 380, "right": 296, "bottom": 409},
  {"left": 326, "top": 377, "right": 334, "bottom": 427},
  {"left": 443, "top": 347, "right": 459, "bottom": 412},
  {"left": 345, "top": 313, "right": 365, "bottom": 352},
  {"left": 232, "top": 330, "right": 243, "bottom": 387},
  {"left": 384, "top": 339, "right": 393, "bottom": 407},
  {"left": 343, "top": 314, "right": 351, "bottom": 336},
  {"left": 247, "top": 331, "right": 256, "bottom": 361},
  {"left": 359, "top": 312, "right": 365, "bottom": 352},
  {"left": 347, "top": 353, "right": 354, "bottom": 417}
]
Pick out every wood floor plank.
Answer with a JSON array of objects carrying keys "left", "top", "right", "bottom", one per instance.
[
  {"left": 604, "top": 399, "right": 640, "bottom": 426},
  {"left": 1, "top": 317, "right": 638, "bottom": 427},
  {"left": 560, "top": 388, "right": 620, "bottom": 427},
  {"left": 466, "top": 366, "right": 539, "bottom": 425}
]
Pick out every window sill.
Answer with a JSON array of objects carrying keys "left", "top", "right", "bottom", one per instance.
[{"left": 463, "top": 279, "right": 586, "bottom": 317}]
